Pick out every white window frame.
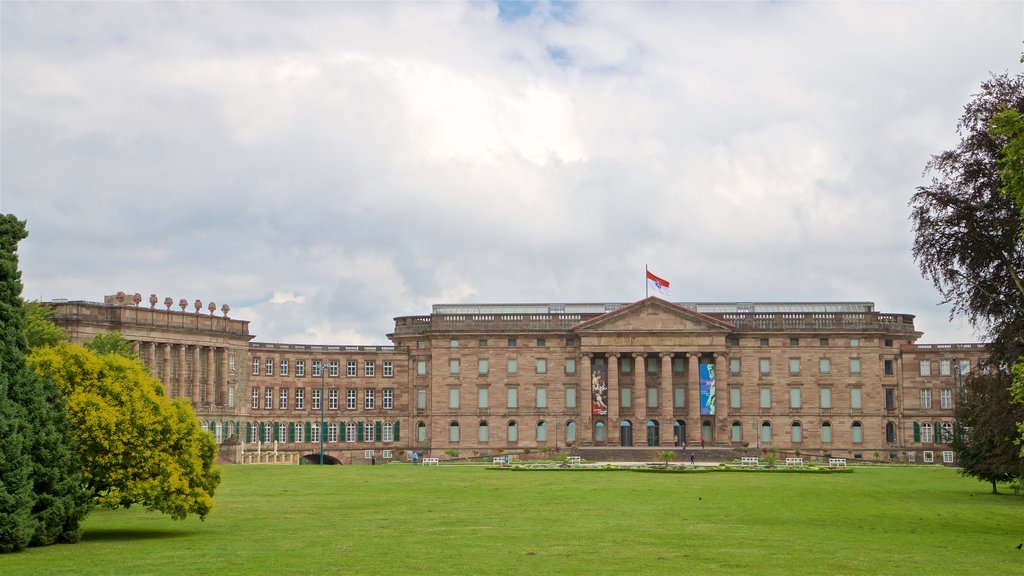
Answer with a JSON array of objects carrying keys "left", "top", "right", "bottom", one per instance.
[
  {"left": 279, "top": 388, "right": 288, "bottom": 410},
  {"left": 346, "top": 422, "right": 356, "bottom": 443},
  {"left": 383, "top": 361, "right": 393, "bottom": 377},
  {"left": 280, "top": 359, "right": 289, "bottom": 376},
  {"left": 365, "top": 421, "right": 375, "bottom": 443},
  {"left": 383, "top": 422, "right": 393, "bottom": 442},
  {"left": 364, "top": 388, "right": 376, "bottom": 410},
  {"left": 919, "top": 360, "right": 931, "bottom": 376},
  {"left": 264, "top": 387, "right": 273, "bottom": 410},
  {"left": 295, "top": 388, "right": 305, "bottom": 410},
  {"left": 329, "top": 360, "right": 340, "bottom": 377},
  {"left": 365, "top": 360, "right": 376, "bottom": 377},
  {"left": 251, "top": 387, "right": 260, "bottom": 409},
  {"left": 312, "top": 360, "right": 323, "bottom": 377},
  {"left": 346, "top": 388, "right": 357, "bottom": 410},
  {"left": 923, "top": 450, "right": 934, "bottom": 463},
  {"left": 311, "top": 389, "right": 321, "bottom": 410},
  {"left": 940, "top": 388, "right": 952, "bottom": 409},
  {"left": 329, "top": 388, "right": 339, "bottom": 410},
  {"left": 347, "top": 360, "right": 358, "bottom": 377},
  {"left": 920, "top": 389, "right": 932, "bottom": 409},
  {"left": 383, "top": 388, "right": 394, "bottom": 410},
  {"left": 296, "top": 360, "right": 305, "bottom": 377},
  {"left": 252, "top": 358, "right": 260, "bottom": 376},
  {"left": 265, "top": 359, "right": 274, "bottom": 376},
  {"left": 942, "top": 451, "right": 954, "bottom": 464},
  {"left": 294, "top": 423, "right": 304, "bottom": 443}
]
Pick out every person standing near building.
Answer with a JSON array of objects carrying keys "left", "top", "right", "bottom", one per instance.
[
  {"left": 700, "top": 434, "right": 705, "bottom": 448},
  {"left": 689, "top": 453, "right": 696, "bottom": 466}
]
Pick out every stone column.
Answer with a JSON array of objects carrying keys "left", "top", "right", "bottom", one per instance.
[
  {"left": 660, "top": 352, "right": 673, "bottom": 446},
  {"left": 131, "top": 341, "right": 140, "bottom": 359},
  {"left": 148, "top": 342, "right": 158, "bottom": 378},
  {"left": 220, "top": 347, "right": 230, "bottom": 406},
  {"left": 177, "top": 344, "right": 187, "bottom": 400},
  {"left": 191, "top": 346, "right": 201, "bottom": 405},
  {"left": 607, "top": 353, "right": 620, "bottom": 445},
  {"left": 687, "top": 352, "right": 702, "bottom": 445},
  {"left": 206, "top": 347, "right": 216, "bottom": 405},
  {"left": 162, "top": 344, "right": 172, "bottom": 393},
  {"left": 633, "top": 352, "right": 646, "bottom": 433},
  {"left": 580, "top": 354, "right": 592, "bottom": 442}
]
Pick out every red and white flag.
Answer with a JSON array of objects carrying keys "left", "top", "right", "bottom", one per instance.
[{"left": 646, "top": 269, "right": 671, "bottom": 297}]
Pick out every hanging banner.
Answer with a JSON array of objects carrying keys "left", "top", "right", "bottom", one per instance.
[
  {"left": 591, "top": 363, "right": 608, "bottom": 416},
  {"left": 699, "top": 363, "right": 716, "bottom": 415}
]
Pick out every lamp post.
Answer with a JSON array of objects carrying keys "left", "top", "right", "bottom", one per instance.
[{"left": 320, "top": 363, "right": 325, "bottom": 465}]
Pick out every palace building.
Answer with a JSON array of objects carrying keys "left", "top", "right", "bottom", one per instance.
[{"left": 46, "top": 293, "right": 986, "bottom": 466}]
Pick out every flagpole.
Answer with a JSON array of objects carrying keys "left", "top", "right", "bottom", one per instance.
[{"left": 645, "top": 265, "right": 649, "bottom": 298}]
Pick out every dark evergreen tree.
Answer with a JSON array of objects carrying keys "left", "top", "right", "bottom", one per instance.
[
  {"left": 0, "top": 215, "right": 90, "bottom": 551},
  {"left": 952, "top": 370, "right": 1024, "bottom": 493}
]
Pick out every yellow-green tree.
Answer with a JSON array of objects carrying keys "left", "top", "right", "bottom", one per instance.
[{"left": 29, "top": 343, "right": 220, "bottom": 520}]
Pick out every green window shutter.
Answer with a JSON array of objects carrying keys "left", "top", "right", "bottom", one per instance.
[
  {"left": 375, "top": 421, "right": 382, "bottom": 441},
  {"left": 394, "top": 421, "right": 400, "bottom": 442},
  {"left": 288, "top": 422, "right": 295, "bottom": 443},
  {"left": 357, "top": 421, "right": 364, "bottom": 442},
  {"left": 272, "top": 422, "right": 278, "bottom": 441},
  {"left": 235, "top": 421, "right": 240, "bottom": 438},
  {"left": 935, "top": 421, "right": 941, "bottom": 444},
  {"left": 305, "top": 421, "right": 311, "bottom": 440},
  {"left": 913, "top": 421, "right": 920, "bottom": 443}
]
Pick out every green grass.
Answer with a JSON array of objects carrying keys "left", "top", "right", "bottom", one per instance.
[{"left": 3, "top": 465, "right": 1021, "bottom": 575}]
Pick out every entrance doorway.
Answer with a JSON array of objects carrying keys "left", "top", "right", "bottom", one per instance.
[
  {"left": 646, "top": 420, "right": 659, "bottom": 446},
  {"left": 620, "top": 420, "right": 633, "bottom": 447},
  {"left": 701, "top": 420, "right": 713, "bottom": 445},
  {"left": 674, "top": 420, "right": 686, "bottom": 446}
]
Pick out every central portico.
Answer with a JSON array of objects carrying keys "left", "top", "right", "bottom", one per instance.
[{"left": 573, "top": 297, "right": 733, "bottom": 447}]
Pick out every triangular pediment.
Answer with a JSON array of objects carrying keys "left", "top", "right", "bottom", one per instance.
[{"left": 574, "top": 297, "right": 734, "bottom": 334}]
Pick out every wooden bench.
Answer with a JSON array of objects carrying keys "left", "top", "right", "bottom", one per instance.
[
  {"left": 422, "top": 457, "right": 439, "bottom": 466},
  {"left": 785, "top": 457, "right": 804, "bottom": 467},
  {"left": 740, "top": 457, "right": 760, "bottom": 467},
  {"left": 828, "top": 458, "right": 847, "bottom": 468}
]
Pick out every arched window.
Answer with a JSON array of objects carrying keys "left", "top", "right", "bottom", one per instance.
[
  {"left": 346, "top": 421, "right": 357, "bottom": 443},
  {"left": 791, "top": 421, "right": 802, "bottom": 443},
  {"left": 921, "top": 422, "right": 934, "bottom": 443},
  {"left": 941, "top": 422, "right": 953, "bottom": 444},
  {"left": 328, "top": 422, "right": 338, "bottom": 443},
  {"left": 365, "top": 421, "right": 375, "bottom": 443},
  {"left": 214, "top": 422, "right": 223, "bottom": 443},
  {"left": 449, "top": 421, "right": 460, "bottom": 442},
  {"left": 417, "top": 421, "right": 427, "bottom": 442},
  {"left": 479, "top": 421, "right": 489, "bottom": 442},
  {"left": 566, "top": 420, "right": 577, "bottom": 443},
  {"left": 536, "top": 420, "right": 547, "bottom": 442},
  {"left": 731, "top": 421, "right": 742, "bottom": 442},
  {"left": 383, "top": 422, "right": 393, "bottom": 442},
  {"left": 595, "top": 421, "right": 606, "bottom": 442},
  {"left": 852, "top": 421, "right": 863, "bottom": 443},
  {"left": 264, "top": 422, "right": 273, "bottom": 443},
  {"left": 761, "top": 421, "right": 772, "bottom": 443},
  {"left": 822, "top": 421, "right": 832, "bottom": 443},
  {"left": 885, "top": 421, "right": 896, "bottom": 443},
  {"left": 508, "top": 421, "right": 519, "bottom": 442}
]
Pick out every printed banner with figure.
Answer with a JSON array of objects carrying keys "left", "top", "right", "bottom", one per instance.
[
  {"left": 699, "top": 363, "right": 716, "bottom": 415},
  {"left": 591, "top": 364, "right": 608, "bottom": 416}
]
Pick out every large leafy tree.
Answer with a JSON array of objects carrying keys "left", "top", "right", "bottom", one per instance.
[
  {"left": 0, "top": 215, "right": 90, "bottom": 553},
  {"left": 29, "top": 342, "right": 220, "bottom": 520},
  {"left": 22, "top": 301, "right": 67, "bottom": 349},
  {"left": 951, "top": 370, "right": 1024, "bottom": 493},
  {"left": 910, "top": 73, "right": 1024, "bottom": 360}
]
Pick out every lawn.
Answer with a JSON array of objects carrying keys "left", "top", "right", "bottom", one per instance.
[{"left": 2, "top": 464, "right": 1021, "bottom": 575}]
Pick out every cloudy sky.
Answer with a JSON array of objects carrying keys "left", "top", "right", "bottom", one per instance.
[{"left": 2, "top": 1, "right": 1021, "bottom": 345}]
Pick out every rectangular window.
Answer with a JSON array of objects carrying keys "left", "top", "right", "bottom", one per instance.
[
  {"left": 478, "top": 387, "right": 489, "bottom": 409},
  {"left": 294, "top": 423, "right": 304, "bottom": 443},
  {"left": 383, "top": 361, "right": 393, "bottom": 377},
  {"left": 312, "top": 360, "right": 323, "bottom": 377},
  {"left": 478, "top": 359, "right": 489, "bottom": 376},
  {"left": 537, "top": 387, "right": 547, "bottom": 408},
  {"left": 620, "top": 387, "right": 632, "bottom": 408},
  {"left": 280, "top": 360, "right": 289, "bottom": 376},
  {"left": 646, "top": 357, "right": 658, "bottom": 374},
  {"left": 819, "top": 338, "right": 829, "bottom": 347},
  {"left": 790, "top": 337, "right": 799, "bottom": 347},
  {"left": 940, "top": 360, "right": 951, "bottom": 376},
  {"left": 264, "top": 387, "right": 273, "bottom": 409},
  {"left": 760, "top": 388, "right": 771, "bottom": 409},
  {"left": 310, "top": 423, "right": 320, "bottom": 444},
  {"left": 565, "top": 337, "right": 575, "bottom": 347},
  {"left": 940, "top": 389, "right": 952, "bottom": 409},
  {"left": 328, "top": 423, "right": 338, "bottom": 443},
  {"left": 760, "top": 338, "right": 769, "bottom": 347},
  {"left": 790, "top": 388, "right": 801, "bottom": 409},
  {"left": 674, "top": 387, "right": 686, "bottom": 408},
  {"left": 364, "top": 389, "right": 375, "bottom": 409},
  {"left": 759, "top": 358, "right": 770, "bottom": 375},
  {"left": 850, "top": 338, "right": 860, "bottom": 347},
  {"left": 251, "top": 387, "right": 259, "bottom": 409},
  {"left": 295, "top": 388, "right": 305, "bottom": 410},
  {"left": 730, "top": 358, "right": 741, "bottom": 375},
  {"left": 820, "top": 387, "right": 832, "bottom": 409},
  {"left": 730, "top": 387, "right": 741, "bottom": 409},
  {"left": 884, "top": 339, "right": 893, "bottom": 348},
  {"left": 508, "top": 338, "right": 517, "bottom": 347},
  {"left": 920, "top": 389, "right": 932, "bottom": 409},
  {"left": 565, "top": 358, "right": 576, "bottom": 375},
  {"left": 279, "top": 388, "right": 288, "bottom": 410},
  {"left": 364, "top": 361, "right": 375, "bottom": 377},
  {"left": 347, "top": 360, "right": 358, "bottom": 377},
  {"left": 536, "top": 359, "right": 547, "bottom": 374},
  {"left": 329, "top": 389, "right": 339, "bottom": 410},
  {"left": 450, "top": 359, "right": 460, "bottom": 375},
  {"left": 536, "top": 338, "right": 545, "bottom": 347},
  {"left": 647, "top": 387, "right": 658, "bottom": 408},
  {"left": 673, "top": 357, "right": 686, "bottom": 373},
  {"left": 850, "top": 358, "right": 861, "bottom": 375},
  {"left": 449, "top": 388, "right": 460, "bottom": 409},
  {"left": 789, "top": 358, "right": 800, "bottom": 375},
  {"left": 265, "top": 359, "right": 274, "bottom": 376},
  {"left": 507, "top": 388, "right": 518, "bottom": 408},
  {"left": 312, "top": 389, "right": 321, "bottom": 410},
  {"left": 920, "top": 360, "right": 931, "bottom": 376},
  {"left": 566, "top": 386, "right": 577, "bottom": 408},
  {"left": 479, "top": 339, "right": 488, "bottom": 348},
  {"left": 819, "top": 358, "right": 831, "bottom": 374},
  {"left": 884, "top": 359, "right": 894, "bottom": 376},
  {"left": 296, "top": 360, "right": 305, "bottom": 377},
  {"left": 383, "top": 388, "right": 393, "bottom": 409},
  {"left": 252, "top": 358, "right": 260, "bottom": 376},
  {"left": 621, "top": 357, "right": 633, "bottom": 373},
  {"left": 851, "top": 388, "right": 862, "bottom": 409},
  {"left": 885, "top": 388, "right": 895, "bottom": 410},
  {"left": 450, "top": 339, "right": 460, "bottom": 348},
  {"left": 416, "top": 360, "right": 426, "bottom": 376},
  {"left": 507, "top": 359, "right": 518, "bottom": 374},
  {"left": 416, "top": 389, "right": 426, "bottom": 410},
  {"left": 328, "top": 360, "right": 339, "bottom": 377},
  {"left": 346, "top": 388, "right": 357, "bottom": 410}
]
